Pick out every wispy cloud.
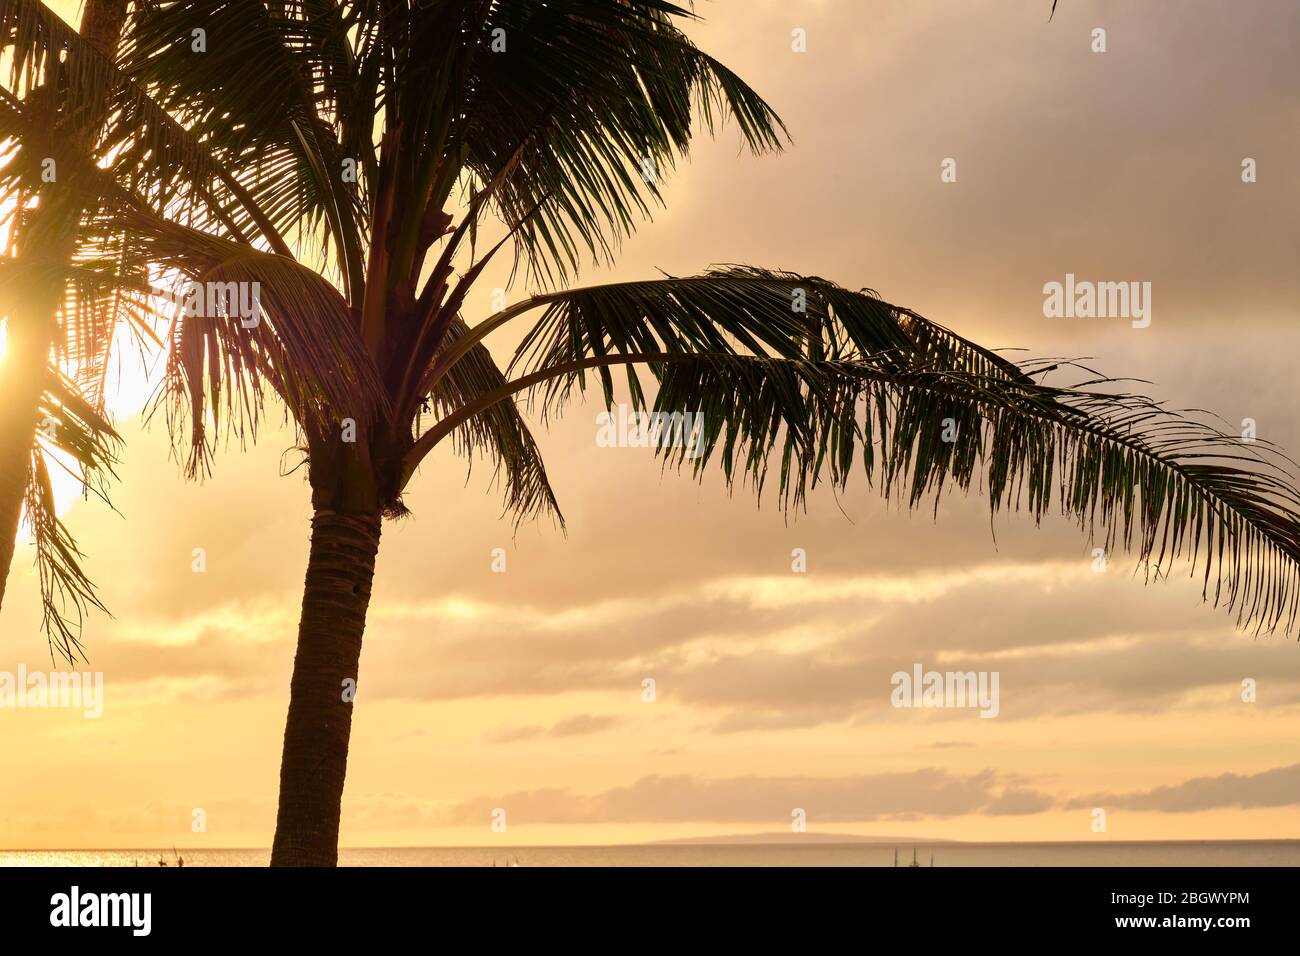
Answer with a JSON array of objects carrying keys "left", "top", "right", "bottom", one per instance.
[{"left": 1067, "top": 763, "right": 1300, "bottom": 812}]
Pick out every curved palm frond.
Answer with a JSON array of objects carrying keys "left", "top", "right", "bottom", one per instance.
[
  {"left": 507, "top": 266, "right": 1029, "bottom": 382},
  {"left": 0, "top": 0, "right": 291, "bottom": 252},
  {"left": 411, "top": 316, "right": 561, "bottom": 527},
  {"left": 416, "top": 328, "right": 1300, "bottom": 637},
  {"left": 0, "top": 80, "right": 365, "bottom": 445},
  {"left": 95, "top": 202, "right": 387, "bottom": 475},
  {"left": 22, "top": 453, "right": 101, "bottom": 663},
  {"left": 452, "top": 0, "right": 787, "bottom": 286},
  {"left": 120, "top": 0, "right": 370, "bottom": 289},
  {"left": 39, "top": 370, "right": 122, "bottom": 481},
  {"left": 25, "top": 371, "right": 121, "bottom": 662},
  {"left": 411, "top": 267, "right": 1032, "bottom": 450}
]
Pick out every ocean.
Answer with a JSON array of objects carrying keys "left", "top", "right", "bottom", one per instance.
[{"left": 3, "top": 841, "right": 1297, "bottom": 867}]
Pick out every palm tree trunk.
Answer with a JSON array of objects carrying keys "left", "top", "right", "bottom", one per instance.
[
  {"left": 271, "top": 510, "right": 382, "bottom": 866},
  {"left": 0, "top": 321, "right": 49, "bottom": 609}
]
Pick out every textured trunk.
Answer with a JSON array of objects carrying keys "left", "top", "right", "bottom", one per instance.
[
  {"left": 81, "top": 0, "right": 129, "bottom": 56},
  {"left": 0, "top": 0, "right": 130, "bottom": 613},
  {"left": 0, "top": 323, "right": 48, "bottom": 609},
  {"left": 271, "top": 510, "right": 382, "bottom": 866}
]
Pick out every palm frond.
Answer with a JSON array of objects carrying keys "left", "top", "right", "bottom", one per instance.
[
  {"left": 24, "top": 372, "right": 122, "bottom": 662},
  {"left": 120, "top": 0, "right": 365, "bottom": 281},
  {"left": 0, "top": 0, "right": 289, "bottom": 249},
  {"left": 455, "top": 0, "right": 787, "bottom": 285},
  {"left": 405, "top": 267, "right": 1059, "bottom": 480},
  {"left": 407, "top": 316, "right": 561, "bottom": 527},
  {"left": 95, "top": 202, "right": 386, "bottom": 475},
  {"left": 507, "top": 267, "right": 1027, "bottom": 385},
  {"left": 422, "top": 346, "right": 1300, "bottom": 637},
  {"left": 38, "top": 370, "right": 122, "bottom": 484},
  {"left": 480, "top": 273, "right": 1300, "bottom": 634}
]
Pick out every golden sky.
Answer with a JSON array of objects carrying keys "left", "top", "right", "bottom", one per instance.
[{"left": 1, "top": 0, "right": 1298, "bottom": 849}]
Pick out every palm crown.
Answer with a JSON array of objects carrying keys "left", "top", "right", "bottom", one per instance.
[{"left": 1, "top": 0, "right": 1299, "bottom": 863}]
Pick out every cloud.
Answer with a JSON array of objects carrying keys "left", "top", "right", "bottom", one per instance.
[
  {"left": 442, "top": 761, "right": 1300, "bottom": 826},
  {"left": 486, "top": 713, "right": 624, "bottom": 744},
  {"left": 1067, "top": 763, "right": 1300, "bottom": 813},
  {"left": 439, "top": 769, "right": 1052, "bottom": 824},
  {"left": 47, "top": 552, "right": 1300, "bottom": 731},
  {"left": 985, "top": 788, "right": 1056, "bottom": 816}
]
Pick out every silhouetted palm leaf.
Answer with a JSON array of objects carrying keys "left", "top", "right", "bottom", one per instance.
[
  {"left": 27, "top": 372, "right": 120, "bottom": 662},
  {"left": 412, "top": 277, "right": 1300, "bottom": 636}
]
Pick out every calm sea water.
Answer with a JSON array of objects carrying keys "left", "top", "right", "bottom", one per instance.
[{"left": 2, "top": 842, "right": 1297, "bottom": 867}]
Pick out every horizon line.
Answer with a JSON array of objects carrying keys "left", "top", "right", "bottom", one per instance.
[{"left": 7, "top": 838, "right": 1300, "bottom": 852}]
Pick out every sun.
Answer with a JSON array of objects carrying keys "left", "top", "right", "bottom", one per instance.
[{"left": 2, "top": 318, "right": 157, "bottom": 520}]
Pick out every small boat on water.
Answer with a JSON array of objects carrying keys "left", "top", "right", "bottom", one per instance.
[{"left": 894, "top": 847, "right": 935, "bottom": 867}]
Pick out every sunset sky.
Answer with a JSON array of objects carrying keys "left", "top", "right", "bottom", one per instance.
[{"left": 1, "top": 0, "right": 1298, "bottom": 849}]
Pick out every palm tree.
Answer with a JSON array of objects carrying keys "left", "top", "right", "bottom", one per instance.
[
  {"left": 0, "top": 0, "right": 133, "bottom": 660},
  {"left": 5, "top": 0, "right": 1300, "bottom": 865}
]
